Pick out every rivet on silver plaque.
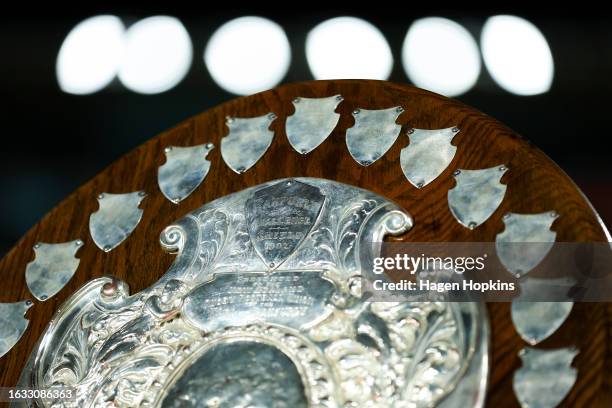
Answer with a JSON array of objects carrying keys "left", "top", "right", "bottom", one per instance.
[
  {"left": 346, "top": 106, "right": 403, "bottom": 166},
  {"left": 496, "top": 211, "right": 558, "bottom": 278},
  {"left": 25, "top": 240, "right": 83, "bottom": 301},
  {"left": 221, "top": 113, "right": 276, "bottom": 174},
  {"left": 0, "top": 300, "right": 32, "bottom": 359},
  {"left": 400, "top": 126, "right": 459, "bottom": 188},
  {"left": 513, "top": 347, "right": 578, "bottom": 408},
  {"left": 158, "top": 143, "right": 214, "bottom": 204},
  {"left": 448, "top": 165, "right": 508, "bottom": 229},
  {"left": 286, "top": 95, "right": 343, "bottom": 154},
  {"left": 512, "top": 277, "right": 574, "bottom": 346},
  {"left": 89, "top": 191, "right": 146, "bottom": 252}
]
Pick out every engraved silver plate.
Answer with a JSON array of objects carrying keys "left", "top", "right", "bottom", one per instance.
[
  {"left": 513, "top": 347, "right": 578, "bottom": 408},
  {"left": 25, "top": 240, "right": 83, "bottom": 301},
  {"left": 346, "top": 107, "right": 403, "bottom": 166},
  {"left": 21, "top": 178, "right": 488, "bottom": 407},
  {"left": 400, "top": 127, "right": 459, "bottom": 188},
  {"left": 286, "top": 95, "right": 342, "bottom": 154},
  {"left": 448, "top": 165, "right": 508, "bottom": 229},
  {"left": 512, "top": 277, "right": 575, "bottom": 345},
  {"left": 221, "top": 113, "right": 276, "bottom": 173},
  {"left": 496, "top": 211, "right": 558, "bottom": 278},
  {"left": 158, "top": 143, "right": 214, "bottom": 203},
  {"left": 89, "top": 191, "right": 146, "bottom": 252},
  {"left": 0, "top": 300, "right": 31, "bottom": 359}
]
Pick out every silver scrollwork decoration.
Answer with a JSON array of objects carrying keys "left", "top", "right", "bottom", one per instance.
[{"left": 21, "top": 178, "right": 489, "bottom": 408}]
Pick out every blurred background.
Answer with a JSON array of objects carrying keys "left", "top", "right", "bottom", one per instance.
[{"left": 1, "top": 7, "right": 610, "bottom": 255}]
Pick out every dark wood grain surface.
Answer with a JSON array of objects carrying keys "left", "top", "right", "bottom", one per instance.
[{"left": 0, "top": 80, "right": 609, "bottom": 407}]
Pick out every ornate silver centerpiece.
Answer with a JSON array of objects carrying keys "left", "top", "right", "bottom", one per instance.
[{"left": 19, "top": 178, "right": 488, "bottom": 407}]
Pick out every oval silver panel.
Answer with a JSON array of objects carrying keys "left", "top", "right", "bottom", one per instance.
[
  {"left": 448, "top": 165, "right": 508, "bottom": 229},
  {"left": 89, "top": 191, "right": 146, "bottom": 252},
  {"left": 286, "top": 95, "right": 342, "bottom": 154},
  {"left": 158, "top": 143, "right": 214, "bottom": 204},
  {"left": 346, "top": 106, "right": 403, "bottom": 166},
  {"left": 513, "top": 347, "right": 578, "bottom": 408},
  {"left": 25, "top": 240, "right": 83, "bottom": 301},
  {"left": 221, "top": 113, "right": 276, "bottom": 174},
  {"left": 400, "top": 126, "right": 459, "bottom": 188},
  {"left": 21, "top": 178, "right": 489, "bottom": 408},
  {"left": 0, "top": 300, "right": 31, "bottom": 359}
]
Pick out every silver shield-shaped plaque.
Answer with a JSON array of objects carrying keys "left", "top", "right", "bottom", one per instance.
[
  {"left": 496, "top": 211, "right": 558, "bottom": 278},
  {"left": 286, "top": 95, "right": 342, "bottom": 154},
  {"left": 511, "top": 277, "right": 575, "bottom": 345},
  {"left": 0, "top": 300, "right": 31, "bottom": 359},
  {"left": 89, "top": 191, "right": 146, "bottom": 252},
  {"left": 513, "top": 347, "right": 578, "bottom": 408},
  {"left": 158, "top": 143, "right": 214, "bottom": 203},
  {"left": 246, "top": 180, "right": 324, "bottom": 269},
  {"left": 25, "top": 240, "right": 83, "bottom": 301},
  {"left": 21, "top": 178, "right": 489, "bottom": 408},
  {"left": 221, "top": 113, "right": 276, "bottom": 173},
  {"left": 346, "top": 107, "right": 403, "bottom": 166},
  {"left": 448, "top": 165, "right": 508, "bottom": 229},
  {"left": 400, "top": 127, "right": 459, "bottom": 188}
]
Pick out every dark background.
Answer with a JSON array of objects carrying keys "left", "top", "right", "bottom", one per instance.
[{"left": 1, "top": 7, "right": 610, "bottom": 255}]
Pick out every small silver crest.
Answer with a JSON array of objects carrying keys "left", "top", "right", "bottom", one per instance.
[
  {"left": 286, "top": 95, "right": 342, "bottom": 154},
  {"left": 25, "top": 240, "right": 83, "bottom": 301},
  {"left": 346, "top": 106, "right": 403, "bottom": 166},
  {"left": 221, "top": 113, "right": 276, "bottom": 174},
  {"left": 448, "top": 165, "right": 508, "bottom": 229},
  {"left": 0, "top": 300, "right": 32, "bottom": 358},
  {"left": 89, "top": 191, "right": 146, "bottom": 252},
  {"left": 511, "top": 277, "right": 575, "bottom": 345},
  {"left": 158, "top": 143, "right": 214, "bottom": 203},
  {"left": 245, "top": 179, "right": 325, "bottom": 269},
  {"left": 496, "top": 211, "right": 558, "bottom": 278},
  {"left": 400, "top": 126, "right": 459, "bottom": 188},
  {"left": 513, "top": 347, "right": 578, "bottom": 408}
]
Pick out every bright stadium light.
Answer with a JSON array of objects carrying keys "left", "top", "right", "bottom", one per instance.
[
  {"left": 305, "top": 17, "right": 393, "bottom": 80},
  {"left": 481, "top": 15, "right": 554, "bottom": 95},
  {"left": 204, "top": 16, "right": 291, "bottom": 95},
  {"left": 402, "top": 17, "right": 481, "bottom": 97},
  {"left": 56, "top": 15, "right": 125, "bottom": 95},
  {"left": 118, "top": 16, "right": 192, "bottom": 94}
]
